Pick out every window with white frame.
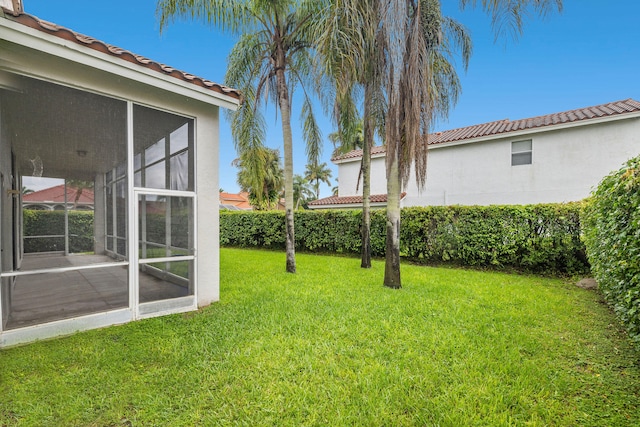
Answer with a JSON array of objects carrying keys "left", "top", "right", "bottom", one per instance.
[{"left": 511, "top": 140, "right": 532, "bottom": 166}]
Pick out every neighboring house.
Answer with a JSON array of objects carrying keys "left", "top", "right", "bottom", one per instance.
[
  {"left": 0, "top": 4, "right": 240, "bottom": 346},
  {"left": 308, "top": 193, "right": 407, "bottom": 210},
  {"left": 218, "top": 191, "right": 286, "bottom": 211},
  {"left": 219, "top": 191, "right": 252, "bottom": 210},
  {"left": 310, "top": 99, "right": 640, "bottom": 209},
  {"left": 23, "top": 184, "right": 94, "bottom": 211}
]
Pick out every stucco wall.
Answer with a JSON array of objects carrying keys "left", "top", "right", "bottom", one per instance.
[
  {"left": 337, "top": 118, "right": 640, "bottom": 206},
  {"left": 195, "top": 109, "right": 220, "bottom": 306}
]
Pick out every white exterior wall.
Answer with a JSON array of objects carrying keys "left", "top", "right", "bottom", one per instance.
[
  {"left": 338, "top": 155, "right": 388, "bottom": 197},
  {"left": 337, "top": 117, "right": 640, "bottom": 206},
  {"left": 195, "top": 109, "right": 221, "bottom": 306}
]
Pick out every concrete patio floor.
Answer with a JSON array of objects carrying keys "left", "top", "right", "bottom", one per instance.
[{"left": 4, "top": 253, "right": 189, "bottom": 330}]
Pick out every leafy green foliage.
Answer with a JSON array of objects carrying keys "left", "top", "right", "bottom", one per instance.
[
  {"left": 220, "top": 203, "right": 588, "bottom": 274},
  {"left": 401, "top": 204, "right": 587, "bottom": 274},
  {"left": 583, "top": 154, "right": 640, "bottom": 347},
  {"left": 23, "top": 210, "right": 94, "bottom": 253},
  {"left": 293, "top": 174, "right": 314, "bottom": 210},
  {"left": 219, "top": 210, "right": 287, "bottom": 249},
  {"left": 304, "top": 161, "right": 333, "bottom": 200},
  {"left": 234, "top": 147, "right": 284, "bottom": 210}
]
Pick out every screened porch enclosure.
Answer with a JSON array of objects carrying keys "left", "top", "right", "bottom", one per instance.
[{"left": 0, "top": 74, "right": 197, "bottom": 331}]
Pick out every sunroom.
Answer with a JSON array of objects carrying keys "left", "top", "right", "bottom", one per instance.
[{"left": 0, "top": 7, "right": 240, "bottom": 347}]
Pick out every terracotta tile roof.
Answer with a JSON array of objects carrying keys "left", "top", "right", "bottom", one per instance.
[
  {"left": 309, "top": 192, "right": 406, "bottom": 207},
  {"left": 23, "top": 184, "right": 94, "bottom": 204},
  {"left": 1, "top": 7, "right": 241, "bottom": 101},
  {"left": 333, "top": 99, "right": 640, "bottom": 161},
  {"left": 219, "top": 191, "right": 252, "bottom": 210}
]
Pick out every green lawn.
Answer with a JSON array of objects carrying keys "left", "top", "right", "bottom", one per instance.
[{"left": 1, "top": 248, "right": 639, "bottom": 426}]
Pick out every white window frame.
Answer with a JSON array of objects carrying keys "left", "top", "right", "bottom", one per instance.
[{"left": 511, "top": 139, "right": 533, "bottom": 166}]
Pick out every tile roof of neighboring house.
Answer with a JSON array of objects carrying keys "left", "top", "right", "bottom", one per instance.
[
  {"left": 219, "top": 191, "right": 252, "bottom": 210},
  {"left": 23, "top": 184, "right": 94, "bottom": 204},
  {"left": 1, "top": 7, "right": 241, "bottom": 101},
  {"left": 308, "top": 192, "right": 406, "bottom": 207},
  {"left": 333, "top": 98, "right": 640, "bottom": 161}
]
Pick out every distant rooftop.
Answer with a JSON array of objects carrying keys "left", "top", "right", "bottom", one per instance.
[
  {"left": 23, "top": 184, "right": 94, "bottom": 205},
  {"left": 309, "top": 193, "right": 406, "bottom": 208},
  {"left": 219, "top": 192, "right": 252, "bottom": 210},
  {"left": 334, "top": 98, "right": 640, "bottom": 161}
]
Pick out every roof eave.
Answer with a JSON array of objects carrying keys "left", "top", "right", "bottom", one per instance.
[
  {"left": 333, "top": 151, "right": 386, "bottom": 165},
  {"left": 308, "top": 202, "right": 389, "bottom": 210},
  {"left": 0, "top": 16, "right": 241, "bottom": 110},
  {"left": 429, "top": 111, "right": 640, "bottom": 150},
  {"left": 335, "top": 110, "right": 640, "bottom": 161}
]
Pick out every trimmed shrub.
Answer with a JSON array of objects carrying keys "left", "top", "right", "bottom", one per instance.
[
  {"left": 582, "top": 154, "right": 640, "bottom": 347},
  {"left": 23, "top": 210, "right": 94, "bottom": 253},
  {"left": 220, "top": 203, "right": 588, "bottom": 275},
  {"left": 220, "top": 210, "right": 286, "bottom": 249},
  {"left": 401, "top": 204, "right": 587, "bottom": 274}
]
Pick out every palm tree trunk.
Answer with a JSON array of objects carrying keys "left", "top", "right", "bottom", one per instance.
[
  {"left": 276, "top": 57, "right": 296, "bottom": 273},
  {"left": 384, "top": 146, "right": 401, "bottom": 288},
  {"left": 360, "top": 84, "right": 373, "bottom": 268}
]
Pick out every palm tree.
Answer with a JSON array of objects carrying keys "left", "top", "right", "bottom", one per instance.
[
  {"left": 234, "top": 147, "right": 284, "bottom": 210},
  {"left": 66, "top": 179, "right": 94, "bottom": 210},
  {"left": 304, "top": 162, "right": 332, "bottom": 200},
  {"left": 380, "top": 0, "right": 561, "bottom": 288},
  {"left": 328, "top": 118, "right": 364, "bottom": 158},
  {"left": 292, "top": 174, "right": 314, "bottom": 209},
  {"left": 157, "top": 0, "right": 325, "bottom": 273},
  {"left": 316, "top": 0, "right": 386, "bottom": 268}
]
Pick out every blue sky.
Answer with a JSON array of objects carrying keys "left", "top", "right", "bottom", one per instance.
[{"left": 22, "top": 1, "right": 640, "bottom": 198}]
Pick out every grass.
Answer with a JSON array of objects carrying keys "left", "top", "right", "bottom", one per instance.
[{"left": 1, "top": 248, "right": 639, "bottom": 426}]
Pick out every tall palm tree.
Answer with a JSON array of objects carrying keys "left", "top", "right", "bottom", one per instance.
[
  {"left": 316, "top": 0, "right": 386, "bottom": 268},
  {"left": 304, "top": 162, "right": 332, "bottom": 200},
  {"left": 380, "top": 0, "right": 561, "bottom": 288},
  {"left": 234, "top": 147, "right": 284, "bottom": 210},
  {"left": 157, "top": 0, "right": 325, "bottom": 273}
]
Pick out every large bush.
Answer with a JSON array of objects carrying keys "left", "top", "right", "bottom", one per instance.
[
  {"left": 401, "top": 204, "right": 587, "bottom": 273},
  {"left": 23, "top": 210, "right": 94, "bottom": 253},
  {"left": 220, "top": 203, "right": 588, "bottom": 275},
  {"left": 583, "top": 154, "right": 640, "bottom": 346}
]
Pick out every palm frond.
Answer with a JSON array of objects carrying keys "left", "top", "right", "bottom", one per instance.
[
  {"left": 301, "top": 96, "right": 322, "bottom": 167},
  {"left": 157, "top": 0, "right": 256, "bottom": 34},
  {"left": 459, "top": 0, "right": 562, "bottom": 41}
]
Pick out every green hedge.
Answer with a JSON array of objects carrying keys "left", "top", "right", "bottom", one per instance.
[
  {"left": 23, "top": 204, "right": 587, "bottom": 274},
  {"left": 23, "top": 210, "right": 94, "bottom": 253},
  {"left": 143, "top": 213, "right": 189, "bottom": 249},
  {"left": 582, "top": 154, "right": 640, "bottom": 347},
  {"left": 220, "top": 203, "right": 588, "bottom": 275}
]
